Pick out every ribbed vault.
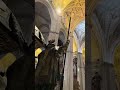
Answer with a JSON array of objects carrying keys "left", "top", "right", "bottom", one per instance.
[
  {"left": 52, "top": 0, "right": 85, "bottom": 31},
  {"left": 63, "top": 0, "right": 85, "bottom": 31}
]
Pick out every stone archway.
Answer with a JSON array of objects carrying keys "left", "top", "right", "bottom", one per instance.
[
  {"left": 35, "top": 1, "right": 51, "bottom": 42},
  {"left": 35, "top": 0, "right": 56, "bottom": 25},
  {"left": 35, "top": 0, "right": 60, "bottom": 44},
  {"left": 111, "top": 24, "right": 120, "bottom": 89},
  {"left": 73, "top": 21, "right": 85, "bottom": 90}
]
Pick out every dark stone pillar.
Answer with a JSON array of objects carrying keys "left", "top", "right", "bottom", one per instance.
[
  {"left": 100, "top": 62, "right": 117, "bottom": 90},
  {"left": 6, "top": 0, "right": 35, "bottom": 45}
]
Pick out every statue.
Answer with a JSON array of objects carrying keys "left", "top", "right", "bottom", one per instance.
[
  {"left": 35, "top": 39, "right": 70, "bottom": 90},
  {"left": 73, "top": 57, "right": 77, "bottom": 78},
  {"left": 92, "top": 72, "right": 102, "bottom": 90},
  {"left": 73, "top": 78, "right": 80, "bottom": 90}
]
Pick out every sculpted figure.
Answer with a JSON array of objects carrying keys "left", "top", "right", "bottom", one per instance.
[
  {"left": 92, "top": 72, "right": 102, "bottom": 90},
  {"left": 35, "top": 39, "right": 70, "bottom": 90}
]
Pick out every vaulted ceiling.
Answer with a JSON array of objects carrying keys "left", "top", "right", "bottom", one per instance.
[
  {"left": 52, "top": 0, "right": 85, "bottom": 53},
  {"left": 94, "top": 0, "right": 120, "bottom": 51},
  {"left": 52, "top": 0, "right": 72, "bottom": 11},
  {"left": 52, "top": 0, "right": 85, "bottom": 31}
]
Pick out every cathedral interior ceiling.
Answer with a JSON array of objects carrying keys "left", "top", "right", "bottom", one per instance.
[
  {"left": 95, "top": 0, "right": 120, "bottom": 34},
  {"left": 75, "top": 20, "right": 85, "bottom": 46},
  {"left": 94, "top": 0, "right": 120, "bottom": 50},
  {"left": 52, "top": 0, "right": 85, "bottom": 31},
  {"left": 52, "top": 0, "right": 85, "bottom": 53},
  {"left": 35, "top": 0, "right": 85, "bottom": 53},
  {"left": 109, "top": 23, "right": 120, "bottom": 48},
  {"left": 35, "top": 2, "right": 51, "bottom": 35},
  {"left": 35, "top": 2, "right": 51, "bottom": 23}
]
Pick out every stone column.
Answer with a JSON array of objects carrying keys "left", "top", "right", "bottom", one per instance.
[
  {"left": 77, "top": 52, "right": 85, "bottom": 90},
  {"left": 63, "top": 32, "right": 73, "bottom": 90},
  {"left": 85, "top": 19, "right": 92, "bottom": 90},
  {"left": 101, "top": 62, "right": 117, "bottom": 90}
]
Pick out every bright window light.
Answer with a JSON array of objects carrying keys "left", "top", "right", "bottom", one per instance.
[{"left": 56, "top": 8, "right": 62, "bottom": 15}]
